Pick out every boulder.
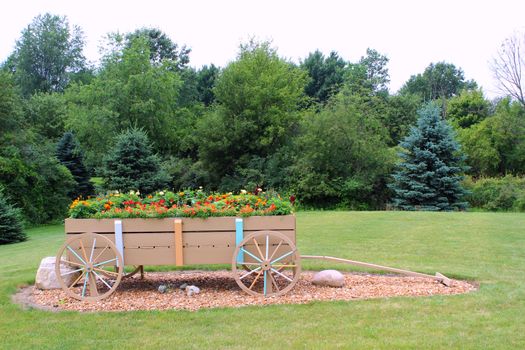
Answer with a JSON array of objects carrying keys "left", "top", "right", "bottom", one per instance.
[
  {"left": 35, "top": 257, "right": 81, "bottom": 290},
  {"left": 185, "top": 285, "right": 200, "bottom": 296},
  {"left": 311, "top": 270, "right": 345, "bottom": 288}
]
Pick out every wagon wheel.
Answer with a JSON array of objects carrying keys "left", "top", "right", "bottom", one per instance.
[
  {"left": 232, "top": 230, "right": 301, "bottom": 297},
  {"left": 55, "top": 233, "right": 123, "bottom": 301},
  {"left": 123, "top": 265, "right": 143, "bottom": 279}
]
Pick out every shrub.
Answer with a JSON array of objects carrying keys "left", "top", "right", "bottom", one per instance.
[
  {"left": 0, "top": 190, "right": 26, "bottom": 244},
  {"left": 463, "top": 175, "right": 525, "bottom": 211}
]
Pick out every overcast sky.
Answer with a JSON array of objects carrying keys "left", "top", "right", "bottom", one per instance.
[{"left": 1, "top": 0, "right": 524, "bottom": 97}]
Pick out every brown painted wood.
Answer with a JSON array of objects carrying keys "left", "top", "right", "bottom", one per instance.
[
  {"left": 65, "top": 215, "right": 295, "bottom": 234},
  {"left": 174, "top": 219, "right": 183, "bottom": 266},
  {"left": 301, "top": 255, "right": 451, "bottom": 285},
  {"left": 65, "top": 216, "right": 296, "bottom": 267}
]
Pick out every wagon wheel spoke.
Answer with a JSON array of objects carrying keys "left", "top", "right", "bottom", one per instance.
[
  {"left": 240, "top": 267, "right": 261, "bottom": 280},
  {"left": 93, "top": 267, "right": 119, "bottom": 276},
  {"left": 93, "top": 270, "right": 113, "bottom": 289},
  {"left": 232, "top": 230, "right": 301, "bottom": 297},
  {"left": 68, "top": 271, "right": 85, "bottom": 289},
  {"left": 55, "top": 233, "right": 123, "bottom": 302},
  {"left": 252, "top": 238, "right": 265, "bottom": 261},
  {"left": 249, "top": 269, "right": 264, "bottom": 290},
  {"left": 269, "top": 271, "right": 280, "bottom": 292},
  {"left": 61, "top": 259, "right": 85, "bottom": 268},
  {"left": 88, "top": 272, "right": 99, "bottom": 297},
  {"left": 271, "top": 249, "right": 296, "bottom": 264},
  {"left": 93, "top": 245, "right": 108, "bottom": 263},
  {"left": 268, "top": 240, "right": 283, "bottom": 262},
  {"left": 79, "top": 240, "right": 89, "bottom": 265}
]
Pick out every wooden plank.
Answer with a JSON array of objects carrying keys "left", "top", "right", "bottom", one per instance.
[
  {"left": 114, "top": 220, "right": 124, "bottom": 266},
  {"left": 174, "top": 219, "right": 183, "bottom": 266},
  {"left": 65, "top": 215, "right": 296, "bottom": 234},
  {"left": 243, "top": 215, "right": 295, "bottom": 231},
  {"left": 301, "top": 255, "right": 452, "bottom": 285}
]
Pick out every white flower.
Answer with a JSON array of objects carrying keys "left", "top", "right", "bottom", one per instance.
[
  {"left": 129, "top": 190, "right": 135, "bottom": 195},
  {"left": 240, "top": 189, "right": 247, "bottom": 194},
  {"left": 159, "top": 191, "right": 165, "bottom": 196}
]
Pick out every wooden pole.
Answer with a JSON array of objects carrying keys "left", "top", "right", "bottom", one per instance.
[{"left": 300, "top": 255, "right": 451, "bottom": 286}]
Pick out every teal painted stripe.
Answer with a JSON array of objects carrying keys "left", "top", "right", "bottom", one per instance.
[{"left": 235, "top": 218, "right": 243, "bottom": 263}]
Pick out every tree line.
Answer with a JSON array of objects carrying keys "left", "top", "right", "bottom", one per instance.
[{"left": 1, "top": 13, "right": 525, "bottom": 226}]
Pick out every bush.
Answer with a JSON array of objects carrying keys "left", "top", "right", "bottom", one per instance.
[
  {"left": 0, "top": 142, "right": 75, "bottom": 224},
  {"left": 0, "top": 190, "right": 26, "bottom": 244},
  {"left": 463, "top": 175, "right": 525, "bottom": 211}
]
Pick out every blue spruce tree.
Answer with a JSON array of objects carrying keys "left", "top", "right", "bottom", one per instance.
[{"left": 390, "top": 103, "right": 468, "bottom": 211}]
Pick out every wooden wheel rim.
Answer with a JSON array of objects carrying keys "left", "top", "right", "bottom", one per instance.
[
  {"left": 123, "top": 265, "right": 143, "bottom": 279},
  {"left": 232, "top": 230, "right": 301, "bottom": 297},
  {"left": 55, "top": 233, "right": 123, "bottom": 302}
]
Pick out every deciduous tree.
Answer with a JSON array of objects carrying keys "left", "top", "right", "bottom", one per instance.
[{"left": 8, "top": 13, "right": 86, "bottom": 96}]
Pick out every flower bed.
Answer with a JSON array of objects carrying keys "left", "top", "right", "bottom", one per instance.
[{"left": 69, "top": 190, "right": 293, "bottom": 219}]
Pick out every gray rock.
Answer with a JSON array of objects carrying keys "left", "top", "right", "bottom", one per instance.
[
  {"left": 35, "top": 257, "right": 82, "bottom": 290},
  {"left": 158, "top": 284, "right": 168, "bottom": 293},
  {"left": 311, "top": 270, "right": 345, "bottom": 288},
  {"left": 179, "top": 283, "right": 188, "bottom": 290},
  {"left": 185, "top": 285, "right": 200, "bottom": 296}
]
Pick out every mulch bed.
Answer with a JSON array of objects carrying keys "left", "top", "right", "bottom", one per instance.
[{"left": 15, "top": 271, "right": 476, "bottom": 312}]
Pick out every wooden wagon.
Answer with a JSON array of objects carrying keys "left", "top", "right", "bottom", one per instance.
[{"left": 55, "top": 215, "right": 301, "bottom": 301}]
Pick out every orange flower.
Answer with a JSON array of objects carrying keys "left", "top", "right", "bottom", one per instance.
[{"left": 104, "top": 203, "right": 111, "bottom": 210}]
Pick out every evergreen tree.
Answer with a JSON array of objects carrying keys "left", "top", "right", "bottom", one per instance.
[
  {"left": 102, "top": 129, "right": 169, "bottom": 194},
  {"left": 390, "top": 103, "right": 468, "bottom": 211},
  {"left": 56, "top": 132, "right": 94, "bottom": 198},
  {"left": 0, "top": 190, "right": 26, "bottom": 244}
]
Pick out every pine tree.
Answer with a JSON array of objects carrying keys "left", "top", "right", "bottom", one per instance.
[
  {"left": 0, "top": 191, "right": 26, "bottom": 244},
  {"left": 56, "top": 132, "right": 95, "bottom": 199},
  {"left": 390, "top": 103, "right": 468, "bottom": 211},
  {"left": 102, "top": 129, "right": 169, "bottom": 194}
]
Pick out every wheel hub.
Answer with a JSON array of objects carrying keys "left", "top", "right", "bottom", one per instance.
[{"left": 261, "top": 260, "right": 271, "bottom": 271}]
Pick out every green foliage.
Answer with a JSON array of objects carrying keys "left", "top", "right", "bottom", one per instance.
[
  {"left": 399, "top": 62, "right": 477, "bottom": 101},
  {"left": 447, "top": 89, "right": 490, "bottom": 128},
  {"left": 301, "top": 50, "right": 347, "bottom": 104},
  {"left": 24, "top": 92, "right": 67, "bottom": 140},
  {"left": 0, "top": 190, "right": 25, "bottom": 244},
  {"left": 382, "top": 94, "right": 421, "bottom": 145},
  {"left": 196, "top": 64, "right": 219, "bottom": 106},
  {"left": 0, "top": 141, "right": 75, "bottom": 224},
  {"left": 56, "top": 132, "right": 94, "bottom": 199},
  {"left": 290, "top": 91, "right": 395, "bottom": 208},
  {"left": 64, "top": 36, "right": 183, "bottom": 166},
  {"left": 463, "top": 175, "right": 525, "bottom": 211},
  {"left": 125, "top": 27, "right": 190, "bottom": 69},
  {"left": 8, "top": 13, "right": 85, "bottom": 97},
  {"left": 458, "top": 98, "right": 525, "bottom": 176},
  {"left": 68, "top": 190, "right": 292, "bottom": 219},
  {"left": 344, "top": 48, "right": 390, "bottom": 96},
  {"left": 198, "top": 41, "right": 307, "bottom": 188},
  {"left": 0, "top": 72, "right": 22, "bottom": 135},
  {"left": 390, "top": 103, "right": 468, "bottom": 211},
  {"left": 102, "top": 128, "right": 169, "bottom": 194},
  {"left": 163, "top": 157, "right": 211, "bottom": 190}
]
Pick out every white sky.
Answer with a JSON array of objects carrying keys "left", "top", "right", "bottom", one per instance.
[{"left": 1, "top": 0, "right": 525, "bottom": 97}]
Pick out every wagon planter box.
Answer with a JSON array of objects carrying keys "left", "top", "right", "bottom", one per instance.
[{"left": 56, "top": 215, "right": 301, "bottom": 301}]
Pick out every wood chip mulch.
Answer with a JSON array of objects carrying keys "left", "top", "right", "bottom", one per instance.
[{"left": 17, "top": 271, "right": 476, "bottom": 312}]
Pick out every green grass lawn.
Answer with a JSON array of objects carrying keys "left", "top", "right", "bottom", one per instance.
[{"left": 1, "top": 211, "right": 524, "bottom": 349}]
